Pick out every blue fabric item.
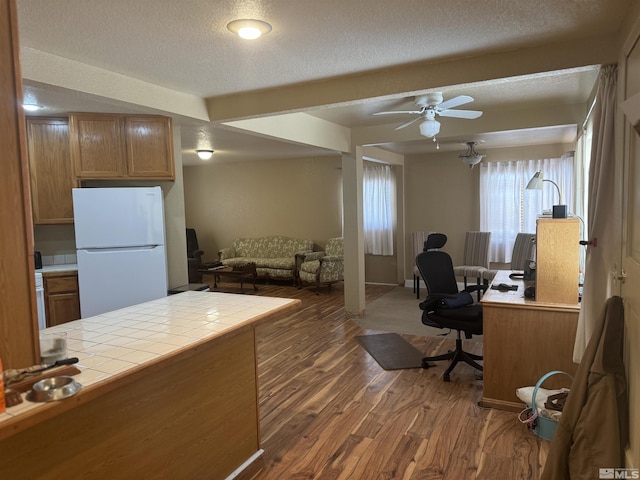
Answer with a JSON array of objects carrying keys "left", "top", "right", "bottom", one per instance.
[{"left": 440, "top": 291, "right": 474, "bottom": 308}]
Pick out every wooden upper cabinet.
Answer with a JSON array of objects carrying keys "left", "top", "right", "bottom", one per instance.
[
  {"left": 26, "top": 117, "right": 77, "bottom": 224},
  {"left": 70, "top": 113, "right": 174, "bottom": 180},
  {"left": 70, "top": 113, "right": 126, "bottom": 178},
  {"left": 125, "top": 116, "right": 174, "bottom": 178}
]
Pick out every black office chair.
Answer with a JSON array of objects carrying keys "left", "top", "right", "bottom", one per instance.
[
  {"left": 186, "top": 228, "right": 221, "bottom": 283},
  {"left": 416, "top": 233, "right": 485, "bottom": 381}
]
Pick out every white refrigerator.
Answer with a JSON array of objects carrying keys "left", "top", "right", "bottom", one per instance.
[{"left": 73, "top": 187, "right": 168, "bottom": 318}]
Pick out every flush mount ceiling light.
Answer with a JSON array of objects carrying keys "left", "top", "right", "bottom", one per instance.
[
  {"left": 23, "top": 103, "right": 43, "bottom": 112},
  {"left": 227, "top": 19, "right": 272, "bottom": 40},
  {"left": 196, "top": 149, "right": 214, "bottom": 160},
  {"left": 459, "top": 141, "right": 486, "bottom": 169}
]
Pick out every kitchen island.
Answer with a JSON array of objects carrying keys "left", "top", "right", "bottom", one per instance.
[{"left": 0, "top": 291, "right": 300, "bottom": 479}]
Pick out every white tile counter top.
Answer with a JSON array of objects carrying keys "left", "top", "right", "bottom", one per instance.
[
  {"left": 1, "top": 291, "right": 299, "bottom": 425},
  {"left": 38, "top": 263, "right": 77, "bottom": 274}
]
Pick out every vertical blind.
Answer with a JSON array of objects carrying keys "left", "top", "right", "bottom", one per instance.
[
  {"left": 479, "top": 153, "right": 575, "bottom": 263},
  {"left": 363, "top": 165, "right": 395, "bottom": 255}
]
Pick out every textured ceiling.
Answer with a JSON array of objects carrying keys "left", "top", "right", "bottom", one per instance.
[{"left": 15, "top": 0, "right": 634, "bottom": 165}]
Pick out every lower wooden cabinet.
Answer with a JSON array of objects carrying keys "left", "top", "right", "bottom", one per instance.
[{"left": 44, "top": 272, "right": 80, "bottom": 327}]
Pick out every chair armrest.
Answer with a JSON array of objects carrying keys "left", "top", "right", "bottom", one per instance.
[
  {"left": 320, "top": 255, "right": 342, "bottom": 263},
  {"left": 419, "top": 293, "right": 460, "bottom": 311},
  {"left": 218, "top": 247, "right": 235, "bottom": 260},
  {"left": 463, "top": 284, "right": 488, "bottom": 294},
  {"left": 298, "top": 251, "right": 325, "bottom": 262}
]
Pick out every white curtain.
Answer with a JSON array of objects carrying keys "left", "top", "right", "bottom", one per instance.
[
  {"left": 479, "top": 154, "right": 575, "bottom": 263},
  {"left": 363, "top": 165, "right": 395, "bottom": 255},
  {"left": 573, "top": 65, "right": 618, "bottom": 363}
]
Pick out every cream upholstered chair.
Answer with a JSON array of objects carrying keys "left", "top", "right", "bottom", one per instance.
[
  {"left": 411, "top": 232, "right": 428, "bottom": 299},
  {"left": 452, "top": 232, "right": 491, "bottom": 293},
  {"left": 482, "top": 233, "right": 536, "bottom": 283},
  {"left": 297, "top": 237, "right": 344, "bottom": 292}
]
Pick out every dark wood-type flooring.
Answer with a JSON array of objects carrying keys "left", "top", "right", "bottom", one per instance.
[{"left": 212, "top": 280, "right": 549, "bottom": 479}]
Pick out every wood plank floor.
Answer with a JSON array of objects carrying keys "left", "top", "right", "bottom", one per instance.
[{"left": 220, "top": 281, "right": 549, "bottom": 480}]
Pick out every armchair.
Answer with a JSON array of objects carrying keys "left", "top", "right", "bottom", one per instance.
[
  {"left": 452, "top": 231, "right": 491, "bottom": 299},
  {"left": 297, "top": 237, "right": 344, "bottom": 292},
  {"left": 416, "top": 233, "right": 485, "bottom": 381},
  {"left": 482, "top": 232, "right": 535, "bottom": 284}
]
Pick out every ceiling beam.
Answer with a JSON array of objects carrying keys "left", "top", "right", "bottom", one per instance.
[{"left": 206, "top": 34, "right": 617, "bottom": 122}]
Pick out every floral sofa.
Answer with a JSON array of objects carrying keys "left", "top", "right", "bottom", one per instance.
[
  {"left": 218, "top": 235, "right": 314, "bottom": 282},
  {"left": 296, "top": 237, "right": 344, "bottom": 291}
]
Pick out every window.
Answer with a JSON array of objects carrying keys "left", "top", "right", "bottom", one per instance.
[
  {"left": 479, "top": 154, "right": 575, "bottom": 263},
  {"left": 363, "top": 164, "right": 395, "bottom": 255}
]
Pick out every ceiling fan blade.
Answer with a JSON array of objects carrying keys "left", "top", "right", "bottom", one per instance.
[
  {"left": 437, "top": 95, "right": 474, "bottom": 111},
  {"left": 438, "top": 109, "right": 483, "bottom": 119},
  {"left": 373, "top": 110, "right": 422, "bottom": 116},
  {"left": 394, "top": 116, "right": 422, "bottom": 130}
]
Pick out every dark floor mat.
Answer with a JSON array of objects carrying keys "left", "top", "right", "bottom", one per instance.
[{"left": 355, "top": 333, "right": 423, "bottom": 370}]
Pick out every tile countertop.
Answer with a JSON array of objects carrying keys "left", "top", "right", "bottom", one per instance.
[
  {"left": 1, "top": 291, "right": 299, "bottom": 424},
  {"left": 38, "top": 263, "right": 78, "bottom": 274}
]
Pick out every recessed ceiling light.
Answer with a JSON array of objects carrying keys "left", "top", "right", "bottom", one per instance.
[
  {"left": 23, "top": 104, "right": 42, "bottom": 112},
  {"left": 196, "top": 149, "right": 214, "bottom": 160},
  {"left": 227, "top": 19, "right": 272, "bottom": 40}
]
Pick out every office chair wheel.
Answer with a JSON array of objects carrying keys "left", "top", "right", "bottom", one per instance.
[
  {"left": 443, "top": 373, "right": 451, "bottom": 382},
  {"left": 421, "top": 359, "right": 436, "bottom": 369}
]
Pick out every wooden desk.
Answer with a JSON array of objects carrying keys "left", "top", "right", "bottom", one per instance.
[{"left": 480, "top": 271, "right": 579, "bottom": 412}]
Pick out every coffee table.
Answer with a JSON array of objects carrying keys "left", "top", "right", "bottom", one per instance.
[{"left": 200, "top": 263, "right": 258, "bottom": 293}]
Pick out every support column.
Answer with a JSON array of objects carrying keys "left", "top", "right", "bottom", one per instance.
[{"left": 342, "top": 151, "right": 366, "bottom": 317}]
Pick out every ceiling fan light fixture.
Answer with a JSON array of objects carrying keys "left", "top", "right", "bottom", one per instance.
[
  {"left": 459, "top": 141, "right": 486, "bottom": 169},
  {"left": 196, "top": 149, "right": 214, "bottom": 160},
  {"left": 227, "top": 19, "right": 272, "bottom": 39},
  {"left": 419, "top": 119, "right": 440, "bottom": 138}
]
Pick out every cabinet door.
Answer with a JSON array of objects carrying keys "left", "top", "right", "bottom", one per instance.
[
  {"left": 44, "top": 274, "right": 80, "bottom": 326},
  {"left": 70, "top": 113, "right": 126, "bottom": 178},
  {"left": 27, "top": 118, "right": 77, "bottom": 224},
  {"left": 125, "top": 116, "right": 175, "bottom": 179},
  {"left": 46, "top": 292, "right": 81, "bottom": 327}
]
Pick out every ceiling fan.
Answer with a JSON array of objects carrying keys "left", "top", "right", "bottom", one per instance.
[{"left": 373, "top": 93, "right": 483, "bottom": 138}]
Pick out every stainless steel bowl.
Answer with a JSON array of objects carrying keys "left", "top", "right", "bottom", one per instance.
[{"left": 26, "top": 376, "right": 82, "bottom": 402}]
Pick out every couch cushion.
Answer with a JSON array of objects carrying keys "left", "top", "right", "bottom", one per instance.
[
  {"left": 300, "top": 259, "right": 321, "bottom": 274},
  {"left": 223, "top": 257, "right": 295, "bottom": 270}
]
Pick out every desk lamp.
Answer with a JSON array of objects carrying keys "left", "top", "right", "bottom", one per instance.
[{"left": 526, "top": 171, "right": 567, "bottom": 218}]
